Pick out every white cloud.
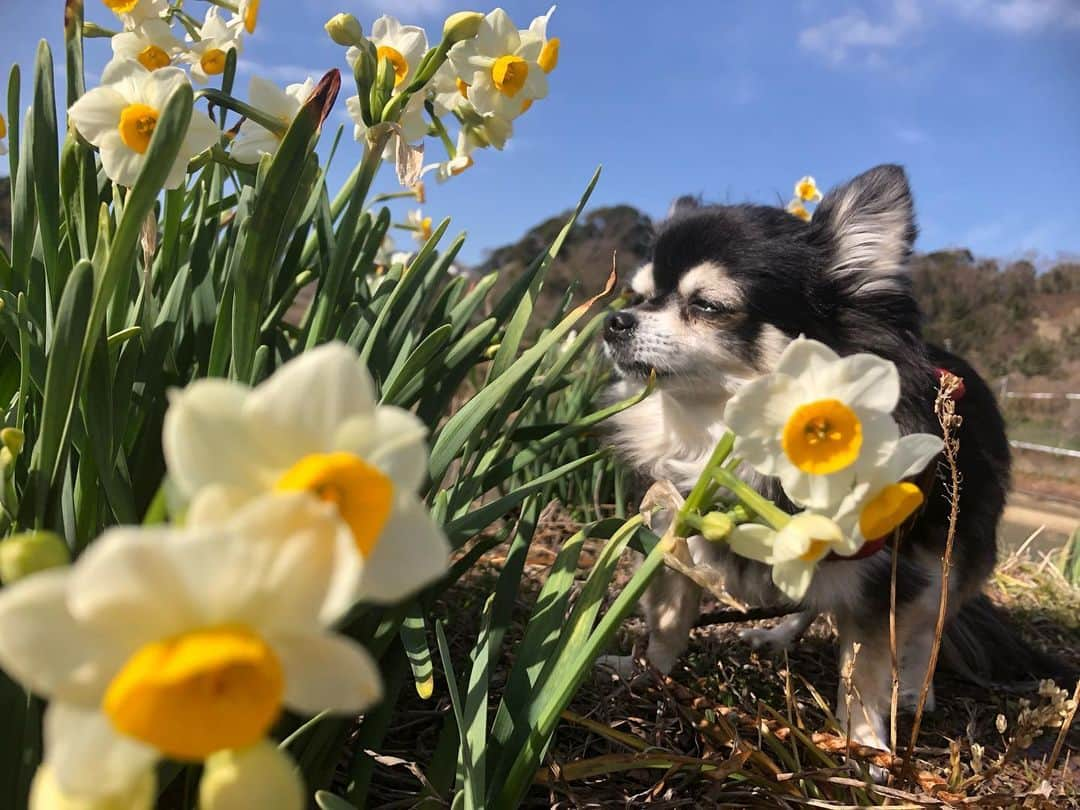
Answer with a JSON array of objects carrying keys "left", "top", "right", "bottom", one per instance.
[
  {"left": 798, "top": 0, "right": 922, "bottom": 65},
  {"left": 237, "top": 60, "right": 330, "bottom": 84},
  {"left": 942, "top": 0, "right": 1080, "bottom": 32},
  {"left": 799, "top": 0, "right": 1080, "bottom": 67}
]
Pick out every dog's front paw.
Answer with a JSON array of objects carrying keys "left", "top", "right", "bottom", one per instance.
[{"left": 645, "top": 638, "right": 683, "bottom": 674}]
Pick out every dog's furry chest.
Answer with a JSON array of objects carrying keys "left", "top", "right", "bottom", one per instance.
[{"left": 606, "top": 382, "right": 734, "bottom": 494}]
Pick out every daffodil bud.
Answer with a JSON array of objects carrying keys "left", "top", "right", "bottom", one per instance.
[
  {"left": 370, "top": 53, "right": 397, "bottom": 122},
  {"left": 30, "top": 764, "right": 155, "bottom": 810},
  {"left": 700, "top": 512, "right": 734, "bottom": 542},
  {"left": 443, "top": 11, "right": 484, "bottom": 44},
  {"left": 0, "top": 531, "right": 71, "bottom": 585},
  {"left": 324, "top": 13, "right": 364, "bottom": 47},
  {"left": 2, "top": 426, "right": 25, "bottom": 456},
  {"left": 728, "top": 504, "right": 751, "bottom": 524},
  {"left": 199, "top": 741, "right": 304, "bottom": 810}
]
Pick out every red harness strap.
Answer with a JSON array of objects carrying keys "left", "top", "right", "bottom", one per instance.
[{"left": 825, "top": 368, "right": 963, "bottom": 563}]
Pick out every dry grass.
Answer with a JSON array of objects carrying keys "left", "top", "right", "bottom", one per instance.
[{"left": 366, "top": 505, "right": 1080, "bottom": 808}]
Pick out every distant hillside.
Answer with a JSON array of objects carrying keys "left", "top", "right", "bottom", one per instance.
[{"left": 476, "top": 205, "right": 1080, "bottom": 391}]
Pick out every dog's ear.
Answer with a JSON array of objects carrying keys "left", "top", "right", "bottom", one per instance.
[
  {"left": 667, "top": 194, "right": 701, "bottom": 218},
  {"left": 810, "top": 164, "right": 916, "bottom": 296}
]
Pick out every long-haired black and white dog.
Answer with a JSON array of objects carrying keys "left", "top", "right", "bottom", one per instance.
[{"left": 602, "top": 164, "right": 1066, "bottom": 749}]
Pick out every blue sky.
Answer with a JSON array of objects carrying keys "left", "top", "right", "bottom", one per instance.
[{"left": 2, "top": 0, "right": 1078, "bottom": 266}]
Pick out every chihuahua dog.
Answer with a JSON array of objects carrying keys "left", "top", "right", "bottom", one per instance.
[{"left": 601, "top": 165, "right": 1053, "bottom": 749}]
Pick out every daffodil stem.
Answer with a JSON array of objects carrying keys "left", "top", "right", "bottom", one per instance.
[
  {"left": 711, "top": 467, "right": 791, "bottom": 530},
  {"left": 674, "top": 431, "right": 734, "bottom": 535},
  {"left": 195, "top": 89, "right": 288, "bottom": 136},
  {"left": 426, "top": 105, "right": 456, "bottom": 156}
]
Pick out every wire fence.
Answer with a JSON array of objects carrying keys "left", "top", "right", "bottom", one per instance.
[{"left": 997, "top": 382, "right": 1080, "bottom": 488}]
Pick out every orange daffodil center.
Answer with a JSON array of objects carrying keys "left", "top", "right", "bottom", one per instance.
[
  {"left": 103, "top": 625, "right": 284, "bottom": 760},
  {"left": 491, "top": 54, "right": 529, "bottom": 97},
  {"left": 538, "top": 37, "right": 560, "bottom": 73},
  {"left": 137, "top": 44, "right": 171, "bottom": 71},
  {"left": 377, "top": 45, "right": 410, "bottom": 86},
  {"left": 118, "top": 103, "right": 159, "bottom": 154},
  {"left": 200, "top": 48, "right": 228, "bottom": 76},
  {"left": 103, "top": 0, "right": 141, "bottom": 13},
  {"left": 275, "top": 453, "right": 394, "bottom": 558},
  {"left": 859, "top": 481, "right": 924, "bottom": 540},
  {"left": 781, "top": 398, "right": 862, "bottom": 475},
  {"left": 243, "top": 0, "right": 261, "bottom": 34},
  {"left": 0, "top": 114, "right": 7, "bottom": 140}
]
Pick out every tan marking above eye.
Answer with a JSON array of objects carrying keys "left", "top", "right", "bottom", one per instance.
[
  {"left": 630, "top": 263, "right": 655, "bottom": 298},
  {"left": 676, "top": 262, "right": 743, "bottom": 310}
]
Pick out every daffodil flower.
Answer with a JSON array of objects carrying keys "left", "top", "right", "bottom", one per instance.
[
  {"left": 728, "top": 512, "right": 858, "bottom": 600},
  {"left": 67, "top": 60, "right": 219, "bottom": 190},
  {"left": 407, "top": 209, "right": 434, "bottom": 243},
  {"left": 448, "top": 8, "right": 548, "bottom": 122},
  {"left": 0, "top": 113, "right": 7, "bottom": 156},
  {"left": 100, "top": 0, "right": 168, "bottom": 30},
  {"left": 422, "top": 130, "right": 475, "bottom": 183},
  {"left": 230, "top": 76, "right": 314, "bottom": 163},
  {"left": 108, "top": 19, "right": 183, "bottom": 73},
  {"left": 786, "top": 198, "right": 811, "bottom": 221},
  {"left": 346, "top": 15, "right": 428, "bottom": 93},
  {"left": 0, "top": 493, "right": 377, "bottom": 801},
  {"left": 460, "top": 104, "right": 513, "bottom": 150},
  {"left": 237, "top": 0, "right": 261, "bottom": 35},
  {"left": 162, "top": 342, "right": 449, "bottom": 604},
  {"left": 794, "top": 175, "right": 823, "bottom": 202},
  {"left": 528, "top": 5, "right": 560, "bottom": 74},
  {"left": 724, "top": 337, "right": 901, "bottom": 509},
  {"left": 829, "top": 433, "right": 942, "bottom": 547},
  {"left": 183, "top": 6, "right": 244, "bottom": 84},
  {"left": 430, "top": 60, "right": 471, "bottom": 117}
]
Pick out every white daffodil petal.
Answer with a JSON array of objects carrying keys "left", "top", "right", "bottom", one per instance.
[
  {"left": 44, "top": 703, "right": 159, "bottom": 799},
  {"left": 486, "top": 9, "right": 520, "bottom": 52},
  {"left": 773, "top": 337, "right": 840, "bottom": 381},
  {"left": 830, "top": 353, "right": 901, "bottom": 414},
  {"left": 246, "top": 343, "right": 376, "bottom": 450},
  {"left": 333, "top": 407, "right": 428, "bottom": 493},
  {"left": 723, "top": 373, "right": 805, "bottom": 443},
  {"left": 177, "top": 493, "right": 351, "bottom": 632},
  {"left": 142, "top": 66, "right": 187, "bottom": 110},
  {"left": 780, "top": 462, "right": 855, "bottom": 511},
  {"left": 726, "top": 524, "right": 777, "bottom": 564},
  {"left": 0, "top": 570, "right": 124, "bottom": 704},
  {"left": 854, "top": 413, "right": 901, "bottom": 473},
  {"left": 97, "top": 130, "right": 144, "bottom": 188},
  {"left": 771, "top": 559, "right": 816, "bottom": 601},
  {"left": 184, "top": 484, "right": 251, "bottom": 526},
  {"left": 886, "top": 433, "right": 943, "bottom": 480},
  {"left": 162, "top": 378, "right": 272, "bottom": 499},
  {"left": 274, "top": 631, "right": 383, "bottom": 714},
  {"left": 67, "top": 87, "right": 127, "bottom": 145},
  {"left": 356, "top": 492, "right": 449, "bottom": 603},
  {"left": 68, "top": 527, "right": 200, "bottom": 643}
]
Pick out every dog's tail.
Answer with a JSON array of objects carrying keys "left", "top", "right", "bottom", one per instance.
[{"left": 940, "top": 594, "right": 1077, "bottom": 688}]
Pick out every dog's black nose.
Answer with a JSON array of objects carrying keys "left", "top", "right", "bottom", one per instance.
[{"left": 604, "top": 310, "right": 637, "bottom": 340}]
